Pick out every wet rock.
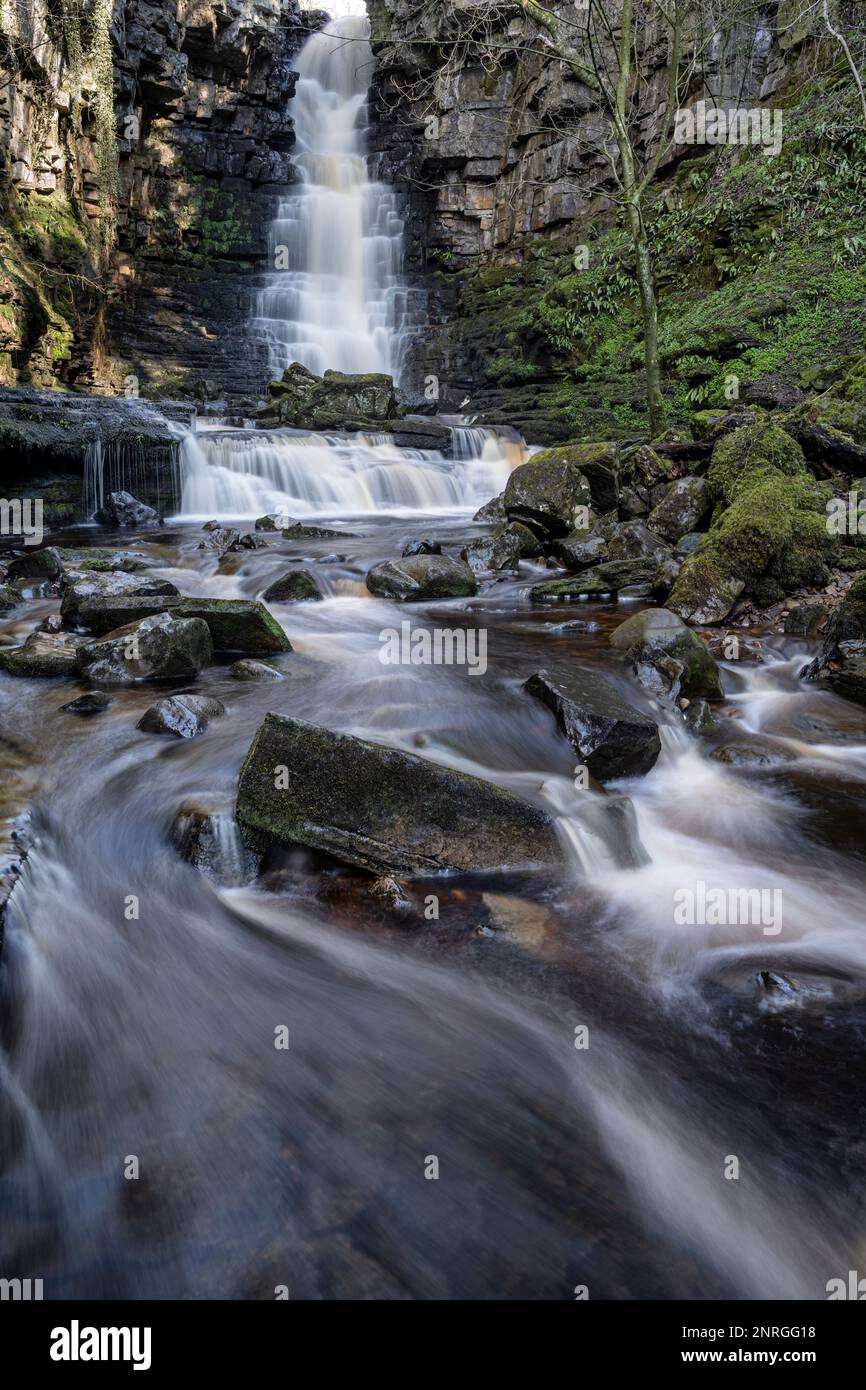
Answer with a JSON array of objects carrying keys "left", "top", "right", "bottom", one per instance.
[
  {"left": 202, "top": 520, "right": 222, "bottom": 531},
  {"left": 530, "top": 558, "right": 659, "bottom": 601},
  {"left": 389, "top": 418, "right": 452, "bottom": 452},
  {"left": 76, "top": 613, "right": 214, "bottom": 686},
  {"left": 262, "top": 569, "right": 322, "bottom": 603},
  {"left": 668, "top": 571, "right": 746, "bottom": 626},
  {"left": 402, "top": 537, "right": 442, "bottom": 557},
  {"left": 473, "top": 493, "right": 507, "bottom": 524},
  {"left": 647, "top": 476, "right": 711, "bottom": 542},
  {"left": 524, "top": 669, "right": 661, "bottom": 780},
  {"left": 502, "top": 521, "right": 544, "bottom": 557},
  {"left": 366, "top": 554, "right": 477, "bottom": 601},
  {"left": 255, "top": 514, "right": 281, "bottom": 531},
  {"left": 610, "top": 608, "right": 723, "bottom": 700},
  {"left": 171, "top": 801, "right": 261, "bottom": 887},
  {"left": 75, "top": 597, "right": 291, "bottom": 655},
  {"left": 460, "top": 530, "right": 521, "bottom": 574},
  {"left": 676, "top": 532, "right": 704, "bottom": 557},
  {"left": 369, "top": 876, "right": 413, "bottom": 912},
  {"left": 138, "top": 694, "right": 226, "bottom": 739},
  {"left": 235, "top": 533, "right": 268, "bottom": 550},
  {"left": 229, "top": 659, "right": 286, "bottom": 681},
  {"left": 503, "top": 451, "right": 593, "bottom": 537},
  {"left": 606, "top": 521, "right": 673, "bottom": 564},
  {"left": 0, "top": 629, "right": 87, "bottom": 677},
  {"left": 198, "top": 527, "right": 240, "bottom": 555},
  {"left": 0, "top": 584, "right": 24, "bottom": 612},
  {"left": 6, "top": 546, "right": 63, "bottom": 582},
  {"left": 265, "top": 365, "right": 398, "bottom": 430},
  {"left": 783, "top": 603, "right": 828, "bottom": 638},
  {"left": 682, "top": 698, "right": 719, "bottom": 736},
  {"left": 756, "top": 969, "right": 799, "bottom": 1000},
  {"left": 61, "top": 571, "right": 180, "bottom": 624},
  {"left": 60, "top": 691, "right": 113, "bottom": 717},
  {"left": 830, "top": 641, "right": 866, "bottom": 706},
  {"left": 549, "top": 529, "right": 610, "bottom": 570},
  {"left": 281, "top": 522, "right": 345, "bottom": 539},
  {"left": 710, "top": 743, "right": 794, "bottom": 768},
  {"left": 95, "top": 491, "right": 160, "bottom": 527},
  {"left": 235, "top": 714, "right": 561, "bottom": 875}
]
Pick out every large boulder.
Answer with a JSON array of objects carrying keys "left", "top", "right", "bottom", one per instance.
[
  {"left": 503, "top": 452, "right": 593, "bottom": 537},
  {"left": 610, "top": 608, "right": 723, "bottom": 700},
  {"left": 61, "top": 571, "right": 180, "bottom": 624},
  {"left": 198, "top": 527, "right": 240, "bottom": 555},
  {"left": 262, "top": 569, "right": 322, "bottom": 603},
  {"left": 605, "top": 521, "right": 673, "bottom": 564},
  {"left": 518, "top": 443, "right": 619, "bottom": 512},
  {"left": 668, "top": 419, "right": 834, "bottom": 625},
  {"left": 265, "top": 364, "right": 398, "bottom": 430},
  {"left": 76, "top": 613, "right": 214, "bottom": 686},
  {"left": 549, "top": 528, "right": 610, "bottom": 570},
  {"left": 235, "top": 715, "right": 561, "bottom": 874},
  {"left": 138, "top": 694, "right": 226, "bottom": 739},
  {"left": 460, "top": 530, "right": 521, "bottom": 574},
  {"left": 366, "top": 554, "right": 477, "bottom": 601},
  {"left": 647, "top": 477, "right": 711, "bottom": 542},
  {"left": 804, "top": 573, "right": 866, "bottom": 705},
  {"left": 0, "top": 630, "right": 86, "bottom": 678},
  {"left": 95, "top": 491, "right": 160, "bottom": 527},
  {"left": 6, "top": 546, "right": 63, "bottom": 582},
  {"left": 74, "top": 597, "right": 291, "bottom": 655},
  {"left": 525, "top": 669, "right": 661, "bottom": 780}
]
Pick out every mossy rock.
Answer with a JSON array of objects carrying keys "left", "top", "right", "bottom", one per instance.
[
  {"left": 524, "top": 442, "right": 619, "bottom": 512},
  {"left": 707, "top": 418, "right": 806, "bottom": 505}
]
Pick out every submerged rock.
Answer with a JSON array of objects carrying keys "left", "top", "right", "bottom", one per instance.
[
  {"left": 60, "top": 691, "right": 113, "bottom": 717},
  {"left": 138, "top": 694, "right": 226, "bottom": 739},
  {"left": 76, "top": 613, "right": 214, "bottom": 686},
  {"left": 262, "top": 569, "right": 322, "bottom": 603},
  {"left": 229, "top": 659, "right": 286, "bottom": 681},
  {"left": 61, "top": 571, "right": 180, "bottom": 624},
  {"left": 281, "top": 522, "right": 345, "bottom": 539},
  {"left": 0, "top": 629, "right": 87, "bottom": 677},
  {"left": 369, "top": 876, "right": 413, "bottom": 912},
  {"left": 75, "top": 596, "right": 291, "bottom": 655},
  {"left": 525, "top": 668, "right": 661, "bottom": 780},
  {"left": 366, "top": 554, "right": 477, "bottom": 601},
  {"left": 610, "top": 608, "right": 723, "bottom": 700},
  {"left": 95, "top": 491, "right": 160, "bottom": 527},
  {"left": 235, "top": 714, "right": 561, "bottom": 875}
]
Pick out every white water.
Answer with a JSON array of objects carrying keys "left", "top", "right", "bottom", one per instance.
[
  {"left": 251, "top": 15, "right": 414, "bottom": 379},
  {"left": 178, "top": 426, "right": 524, "bottom": 519}
]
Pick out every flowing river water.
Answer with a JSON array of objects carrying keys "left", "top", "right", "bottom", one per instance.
[{"left": 1, "top": 14, "right": 866, "bottom": 1302}]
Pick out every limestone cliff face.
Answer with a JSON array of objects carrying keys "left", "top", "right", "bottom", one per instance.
[
  {"left": 0, "top": 0, "right": 320, "bottom": 397},
  {"left": 368, "top": 0, "right": 858, "bottom": 440}
]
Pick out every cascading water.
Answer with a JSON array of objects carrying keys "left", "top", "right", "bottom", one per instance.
[{"left": 250, "top": 14, "right": 415, "bottom": 380}]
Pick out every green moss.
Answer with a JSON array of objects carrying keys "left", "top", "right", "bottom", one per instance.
[{"left": 707, "top": 418, "right": 806, "bottom": 504}]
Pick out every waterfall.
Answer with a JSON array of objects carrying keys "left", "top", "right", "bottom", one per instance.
[
  {"left": 251, "top": 15, "right": 415, "bottom": 381},
  {"left": 84, "top": 436, "right": 183, "bottom": 520},
  {"left": 178, "top": 427, "right": 523, "bottom": 520}
]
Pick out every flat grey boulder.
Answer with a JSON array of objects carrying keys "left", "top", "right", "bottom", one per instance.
[
  {"left": 525, "top": 668, "right": 661, "bottom": 780},
  {"left": 61, "top": 570, "right": 180, "bottom": 623},
  {"left": 236, "top": 714, "right": 561, "bottom": 875},
  {"left": 76, "top": 613, "right": 214, "bottom": 686},
  {"left": 530, "top": 558, "right": 659, "bottom": 601},
  {"left": 138, "top": 694, "right": 226, "bottom": 738},
  {"left": 74, "top": 596, "right": 291, "bottom": 654},
  {"left": 366, "top": 554, "right": 477, "bottom": 601}
]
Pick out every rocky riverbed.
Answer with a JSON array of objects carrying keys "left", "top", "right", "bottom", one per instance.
[{"left": 1, "top": 479, "right": 866, "bottom": 1298}]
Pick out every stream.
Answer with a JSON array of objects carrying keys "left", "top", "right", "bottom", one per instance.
[{"left": 1, "top": 8, "right": 865, "bottom": 1305}]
